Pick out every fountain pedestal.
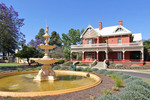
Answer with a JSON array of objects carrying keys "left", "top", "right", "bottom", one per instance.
[{"left": 30, "top": 25, "right": 59, "bottom": 81}]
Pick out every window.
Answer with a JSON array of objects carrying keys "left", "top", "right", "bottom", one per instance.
[
  {"left": 118, "top": 52, "right": 122, "bottom": 59},
  {"left": 88, "top": 53, "right": 91, "bottom": 59},
  {"left": 88, "top": 39, "right": 91, "bottom": 44},
  {"left": 92, "top": 39, "right": 95, "bottom": 44},
  {"left": 118, "top": 38, "right": 121, "bottom": 43},
  {"left": 92, "top": 52, "right": 95, "bottom": 59},
  {"left": 116, "top": 28, "right": 123, "bottom": 32}
]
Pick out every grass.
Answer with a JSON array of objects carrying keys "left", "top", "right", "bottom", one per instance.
[
  {"left": 102, "top": 88, "right": 111, "bottom": 95},
  {"left": 142, "top": 78, "right": 150, "bottom": 83},
  {"left": 108, "top": 74, "right": 123, "bottom": 87},
  {"left": 0, "top": 63, "right": 22, "bottom": 67}
]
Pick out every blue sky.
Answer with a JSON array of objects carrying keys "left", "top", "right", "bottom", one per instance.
[{"left": 1, "top": 0, "right": 150, "bottom": 43}]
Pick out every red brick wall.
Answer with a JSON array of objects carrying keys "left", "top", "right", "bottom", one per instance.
[{"left": 102, "top": 35, "right": 131, "bottom": 44}]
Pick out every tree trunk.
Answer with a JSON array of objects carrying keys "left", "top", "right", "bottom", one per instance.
[{"left": 27, "top": 58, "right": 31, "bottom": 66}]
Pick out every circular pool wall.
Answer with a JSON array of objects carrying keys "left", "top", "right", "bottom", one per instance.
[{"left": 0, "top": 70, "right": 101, "bottom": 97}]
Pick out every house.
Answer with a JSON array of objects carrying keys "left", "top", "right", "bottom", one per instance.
[{"left": 70, "top": 20, "right": 144, "bottom": 65}]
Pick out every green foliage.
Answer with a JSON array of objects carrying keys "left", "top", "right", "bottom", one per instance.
[
  {"left": 102, "top": 88, "right": 111, "bottom": 95},
  {"left": 14, "top": 46, "right": 44, "bottom": 66},
  {"left": 31, "top": 68, "right": 36, "bottom": 71},
  {"left": 69, "top": 65, "right": 76, "bottom": 71},
  {"left": 143, "top": 64, "right": 150, "bottom": 67},
  {"left": 25, "top": 68, "right": 29, "bottom": 71},
  {"left": 96, "top": 69, "right": 107, "bottom": 74},
  {"left": 104, "top": 71, "right": 114, "bottom": 75},
  {"left": 37, "top": 67, "right": 41, "bottom": 70},
  {"left": 35, "top": 28, "right": 45, "bottom": 42},
  {"left": 81, "top": 68, "right": 87, "bottom": 71},
  {"left": 76, "top": 67, "right": 83, "bottom": 71},
  {"left": 53, "top": 66, "right": 60, "bottom": 70},
  {"left": 117, "top": 91, "right": 148, "bottom": 100},
  {"left": 78, "top": 63, "right": 89, "bottom": 66},
  {"left": 55, "top": 60, "right": 65, "bottom": 64},
  {"left": 124, "top": 76, "right": 140, "bottom": 83},
  {"left": 49, "top": 31, "right": 62, "bottom": 47},
  {"left": 109, "top": 61, "right": 113, "bottom": 64},
  {"left": 86, "top": 68, "right": 92, "bottom": 72},
  {"left": 17, "top": 68, "right": 21, "bottom": 72},
  {"left": 51, "top": 47, "right": 64, "bottom": 58},
  {"left": 109, "top": 74, "right": 123, "bottom": 87},
  {"left": 120, "top": 74, "right": 131, "bottom": 80},
  {"left": 63, "top": 48, "right": 70, "bottom": 60},
  {"left": 115, "top": 64, "right": 123, "bottom": 67},
  {"left": 122, "top": 84, "right": 150, "bottom": 98},
  {"left": 112, "top": 87, "right": 119, "bottom": 91},
  {"left": 63, "top": 61, "right": 73, "bottom": 66},
  {"left": 127, "top": 79, "right": 150, "bottom": 90},
  {"left": 96, "top": 94, "right": 119, "bottom": 100},
  {"left": 91, "top": 68, "right": 99, "bottom": 72},
  {"left": 130, "top": 65, "right": 140, "bottom": 68},
  {"left": 60, "top": 66, "right": 69, "bottom": 70}
]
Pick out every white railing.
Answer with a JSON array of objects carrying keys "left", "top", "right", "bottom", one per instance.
[{"left": 71, "top": 42, "right": 143, "bottom": 48}]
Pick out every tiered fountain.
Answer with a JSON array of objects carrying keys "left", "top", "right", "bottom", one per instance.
[{"left": 30, "top": 25, "right": 59, "bottom": 81}]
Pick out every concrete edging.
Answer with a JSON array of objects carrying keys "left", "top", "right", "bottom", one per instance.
[{"left": 0, "top": 70, "right": 101, "bottom": 97}]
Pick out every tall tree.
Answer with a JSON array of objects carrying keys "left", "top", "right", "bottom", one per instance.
[
  {"left": 49, "top": 31, "right": 62, "bottom": 47},
  {"left": 0, "top": 3, "right": 25, "bottom": 57},
  {"left": 62, "top": 28, "right": 84, "bottom": 60},
  {"left": 35, "top": 28, "right": 45, "bottom": 42},
  {"left": 143, "top": 39, "right": 150, "bottom": 60}
]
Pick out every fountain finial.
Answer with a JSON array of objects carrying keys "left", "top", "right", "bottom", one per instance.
[{"left": 46, "top": 25, "right": 49, "bottom": 33}]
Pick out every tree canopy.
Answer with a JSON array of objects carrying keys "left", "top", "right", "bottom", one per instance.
[
  {"left": 35, "top": 28, "right": 45, "bottom": 42},
  {"left": 14, "top": 46, "right": 44, "bottom": 65},
  {"left": 49, "top": 31, "right": 62, "bottom": 47},
  {"left": 0, "top": 3, "right": 25, "bottom": 56},
  {"left": 143, "top": 39, "right": 150, "bottom": 60}
]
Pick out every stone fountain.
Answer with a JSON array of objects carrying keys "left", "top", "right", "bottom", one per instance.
[{"left": 30, "top": 25, "right": 59, "bottom": 81}]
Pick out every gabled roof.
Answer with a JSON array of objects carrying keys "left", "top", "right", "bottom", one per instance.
[
  {"left": 80, "top": 25, "right": 99, "bottom": 38},
  {"left": 132, "top": 33, "right": 142, "bottom": 42},
  {"left": 81, "top": 25, "right": 132, "bottom": 38}
]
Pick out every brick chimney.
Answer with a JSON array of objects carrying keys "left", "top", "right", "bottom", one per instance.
[
  {"left": 99, "top": 21, "right": 102, "bottom": 30},
  {"left": 119, "top": 20, "right": 123, "bottom": 26}
]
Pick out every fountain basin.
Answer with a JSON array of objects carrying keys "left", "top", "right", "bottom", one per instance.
[
  {"left": 29, "top": 58, "right": 59, "bottom": 64},
  {"left": 0, "top": 70, "right": 101, "bottom": 97}
]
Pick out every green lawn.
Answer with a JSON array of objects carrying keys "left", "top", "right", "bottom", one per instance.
[{"left": 0, "top": 63, "right": 22, "bottom": 67}]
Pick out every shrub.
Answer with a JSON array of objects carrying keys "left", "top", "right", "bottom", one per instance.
[
  {"left": 78, "top": 63, "right": 89, "bottom": 66},
  {"left": 124, "top": 76, "right": 140, "bottom": 83},
  {"left": 17, "top": 68, "right": 21, "bottom": 72},
  {"left": 110, "top": 64, "right": 115, "bottom": 67},
  {"left": 115, "top": 72, "right": 124, "bottom": 76},
  {"left": 110, "top": 74, "right": 123, "bottom": 87},
  {"left": 130, "top": 65, "right": 140, "bottom": 68},
  {"left": 25, "top": 68, "right": 29, "bottom": 71},
  {"left": 81, "top": 68, "right": 87, "bottom": 71},
  {"left": 91, "top": 68, "right": 99, "bottom": 72},
  {"left": 86, "top": 68, "right": 92, "bottom": 72},
  {"left": 102, "top": 88, "right": 111, "bottom": 95},
  {"left": 37, "top": 67, "right": 41, "bottom": 70},
  {"left": 31, "top": 68, "right": 36, "bottom": 71},
  {"left": 55, "top": 60, "right": 65, "bottom": 64},
  {"left": 109, "top": 61, "right": 113, "bottom": 65},
  {"left": 104, "top": 71, "right": 114, "bottom": 75},
  {"left": 116, "top": 91, "right": 148, "bottom": 100},
  {"left": 123, "top": 84, "right": 150, "bottom": 98},
  {"left": 63, "top": 61, "right": 73, "bottom": 66},
  {"left": 143, "top": 64, "right": 150, "bottom": 67},
  {"left": 60, "top": 66, "right": 69, "bottom": 70},
  {"left": 127, "top": 79, "right": 150, "bottom": 90},
  {"left": 76, "top": 67, "right": 82, "bottom": 71},
  {"left": 96, "top": 69, "right": 107, "bottom": 74},
  {"left": 96, "top": 94, "right": 119, "bottom": 100},
  {"left": 115, "top": 64, "right": 123, "bottom": 68},
  {"left": 120, "top": 74, "right": 131, "bottom": 80},
  {"left": 112, "top": 87, "right": 119, "bottom": 91}
]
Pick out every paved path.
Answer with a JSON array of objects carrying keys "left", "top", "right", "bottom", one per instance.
[{"left": 107, "top": 69, "right": 150, "bottom": 79}]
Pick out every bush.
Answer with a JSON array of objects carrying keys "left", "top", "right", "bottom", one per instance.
[
  {"left": 25, "top": 68, "right": 29, "bottom": 71},
  {"left": 109, "top": 74, "right": 123, "bottom": 87},
  {"left": 63, "top": 61, "right": 73, "bottom": 66},
  {"left": 124, "top": 76, "right": 140, "bottom": 83},
  {"left": 115, "top": 72, "right": 124, "bottom": 76},
  {"left": 78, "top": 63, "right": 89, "bottom": 66},
  {"left": 17, "top": 68, "right": 21, "bottom": 72},
  {"left": 81, "top": 68, "right": 87, "bottom": 71},
  {"left": 127, "top": 79, "right": 150, "bottom": 90},
  {"left": 109, "top": 61, "right": 113, "bottom": 65},
  {"left": 112, "top": 87, "right": 119, "bottom": 91},
  {"left": 116, "top": 91, "right": 148, "bottom": 100},
  {"left": 104, "top": 71, "right": 114, "bottom": 75},
  {"left": 91, "top": 68, "right": 99, "bottom": 72},
  {"left": 120, "top": 74, "right": 131, "bottom": 80},
  {"left": 96, "top": 94, "right": 119, "bottom": 100},
  {"left": 76, "top": 67, "right": 83, "bottom": 71},
  {"left": 143, "top": 64, "right": 150, "bottom": 67},
  {"left": 53, "top": 66, "right": 60, "bottom": 70},
  {"left": 115, "top": 64, "right": 123, "bottom": 68},
  {"left": 37, "top": 67, "right": 41, "bottom": 70},
  {"left": 130, "top": 65, "right": 140, "bottom": 68},
  {"left": 122, "top": 84, "right": 150, "bottom": 98},
  {"left": 86, "top": 68, "right": 92, "bottom": 72},
  {"left": 55, "top": 60, "right": 65, "bottom": 64},
  {"left": 96, "top": 69, "right": 107, "bottom": 74},
  {"left": 60, "top": 66, "right": 69, "bottom": 70},
  {"left": 102, "top": 88, "right": 111, "bottom": 95},
  {"left": 31, "top": 68, "right": 36, "bottom": 71}
]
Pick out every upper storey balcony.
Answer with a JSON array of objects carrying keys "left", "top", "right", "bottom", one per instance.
[{"left": 71, "top": 42, "right": 143, "bottom": 53}]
